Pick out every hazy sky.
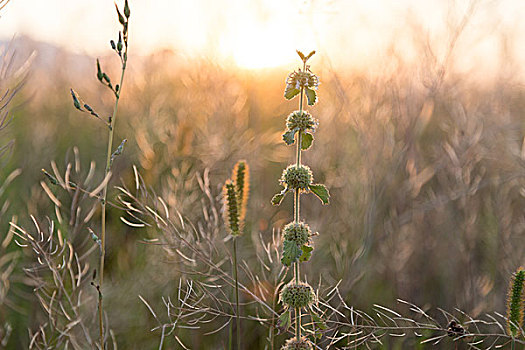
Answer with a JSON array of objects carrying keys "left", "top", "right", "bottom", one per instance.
[{"left": 1, "top": 0, "right": 524, "bottom": 72}]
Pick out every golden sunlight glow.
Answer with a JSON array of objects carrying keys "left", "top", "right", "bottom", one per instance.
[
  {"left": 216, "top": 1, "right": 313, "bottom": 70},
  {"left": 1, "top": 0, "right": 524, "bottom": 74},
  {"left": 218, "top": 20, "right": 303, "bottom": 69}
]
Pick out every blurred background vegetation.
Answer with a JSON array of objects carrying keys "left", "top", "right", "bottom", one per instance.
[{"left": 1, "top": 0, "right": 524, "bottom": 348}]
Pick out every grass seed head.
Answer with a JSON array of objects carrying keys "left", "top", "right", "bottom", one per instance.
[
  {"left": 232, "top": 160, "right": 249, "bottom": 226},
  {"left": 223, "top": 180, "right": 241, "bottom": 236},
  {"left": 506, "top": 267, "right": 525, "bottom": 337}
]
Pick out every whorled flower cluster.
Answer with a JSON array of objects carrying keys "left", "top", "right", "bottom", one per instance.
[
  {"left": 281, "top": 337, "right": 313, "bottom": 350},
  {"left": 286, "top": 69, "right": 319, "bottom": 91},
  {"left": 283, "top": 222, "right": 311, "bottom": 246},
  {"left": 286, "top": 110, "right": 316, "bottom": 132},
  {"left": 280, "top": 282, "right": 315, "bottom": 309},
  {"left": 280, "top": 165, "right": 312, "bottom": 191}
]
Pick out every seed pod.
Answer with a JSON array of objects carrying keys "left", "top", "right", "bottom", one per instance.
[
  {"left": 110, "top": 40, "right": 116, "bottom": 50},
  {"left": 117, "top": 32, "right": 123, "bottom": 53},
  {"left": 70, "top": 89, "right": 82, "bottom": 111},
  {"left": 115, "top": 4, "right": 126, "bottom": 25},
  {"left": 96, "top": 59, "right": 103, "bottom": 81},
  {"left": 124, "top": 0, "right": 130, "bottom": 18}
]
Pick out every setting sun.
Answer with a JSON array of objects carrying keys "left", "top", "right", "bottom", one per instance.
[
  {"left": 214, "top": 1, "right": 314, "bottom": 69},
  {"left": 218, "top": 19, "right": 298, "bottom": 69}
]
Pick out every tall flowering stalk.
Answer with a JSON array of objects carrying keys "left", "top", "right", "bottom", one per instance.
[
  {"left": 224, "top": 160, "right": 250, "bottom": 350},
  {"left": 272, "top": 51, "right": 329, "bottom": 349},
  {"left": 70, "top": 1, "right": 130, "bottom": 348}
]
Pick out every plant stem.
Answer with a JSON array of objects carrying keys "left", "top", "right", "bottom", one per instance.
[
  {"left": 99, "top": 57, "right": 127, "bottom": 350},
  {"left": 270, "top": 289, "right": 277, "bottom": 350},
  {"left": 228, "top": 322, "right": 233, "bottom": 350},
  {"left": 97, "top": 288, "right": 103, "bottom": 350},
  {"left": 233, "top": 237, "right": 241, "bottom": 350},
  {"left": 292, "top": 59, "right": 307, "bottom": 341}
]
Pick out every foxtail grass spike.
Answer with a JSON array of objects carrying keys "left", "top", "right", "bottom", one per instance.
[
  {"left": 223, "top": 180, "right": 240, "bottom": 236},
  {"left": 232, "top": 160, "right": 249, "bottom": 229},
  {"left": 507, "top": 267, "right": 525, "bottom": 337}
]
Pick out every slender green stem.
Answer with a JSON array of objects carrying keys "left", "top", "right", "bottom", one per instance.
[
  {"left": 97, "top": 288, "right": 103, "bottom": 350},
  {"left": 233, "top": 237, "right": 241, "bottom": 350},
  {"left": 99, "top": 55, "right": 127, "bottom": 350},
  {"left": 270, "top": 289, "right": 277, "bottom": 350},
  {"left": 228, "top": 322, "right": 233, "bottom": 350}
]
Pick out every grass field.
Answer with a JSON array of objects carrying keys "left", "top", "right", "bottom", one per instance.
[{"left": 1, "top": 1, "right": 524, "bottom": 349}]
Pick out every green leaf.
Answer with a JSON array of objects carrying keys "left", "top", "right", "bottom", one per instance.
[
  {"left": 296, "top": 50, "right": 306, "bottom": 61},
  {"left": 305, "top": 88, "right": 317, "bottom": 106},
  {"left": 281, "top": 240, "right": 302, "bottom": 266},
  {"left": 283, "top": 129, "right": 297, "bottom": 145},
  {"left": 301, "top": 132, "right": 314, "bottom": 150},
  {"left": 309, "top": 184, "right": 330, "bottom": 205},
  {"left": 311, "top": 312, "right": 327, "bottom": 330},
  {"left": 271, "top": 188, "right": 288, "bottom": 206},
  {"left": 299, "top": 245, "right": 313, "bottom": 262},
  {"left": 306, "top": 50, "right": 316, "bottom": 61},
  {"left": 284, "top": 87, "right": 300, "bottom": 100},
  {"left": 276, "top": 310, "right": 291, "bottom": 334}
]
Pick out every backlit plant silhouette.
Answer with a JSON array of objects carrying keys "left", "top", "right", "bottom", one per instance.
[
  {"left": 272, "top": 50, "right": 329, "bottom": 349},
  {"left": 69, "top": 2, "right": 130, "bottom": 347}
]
